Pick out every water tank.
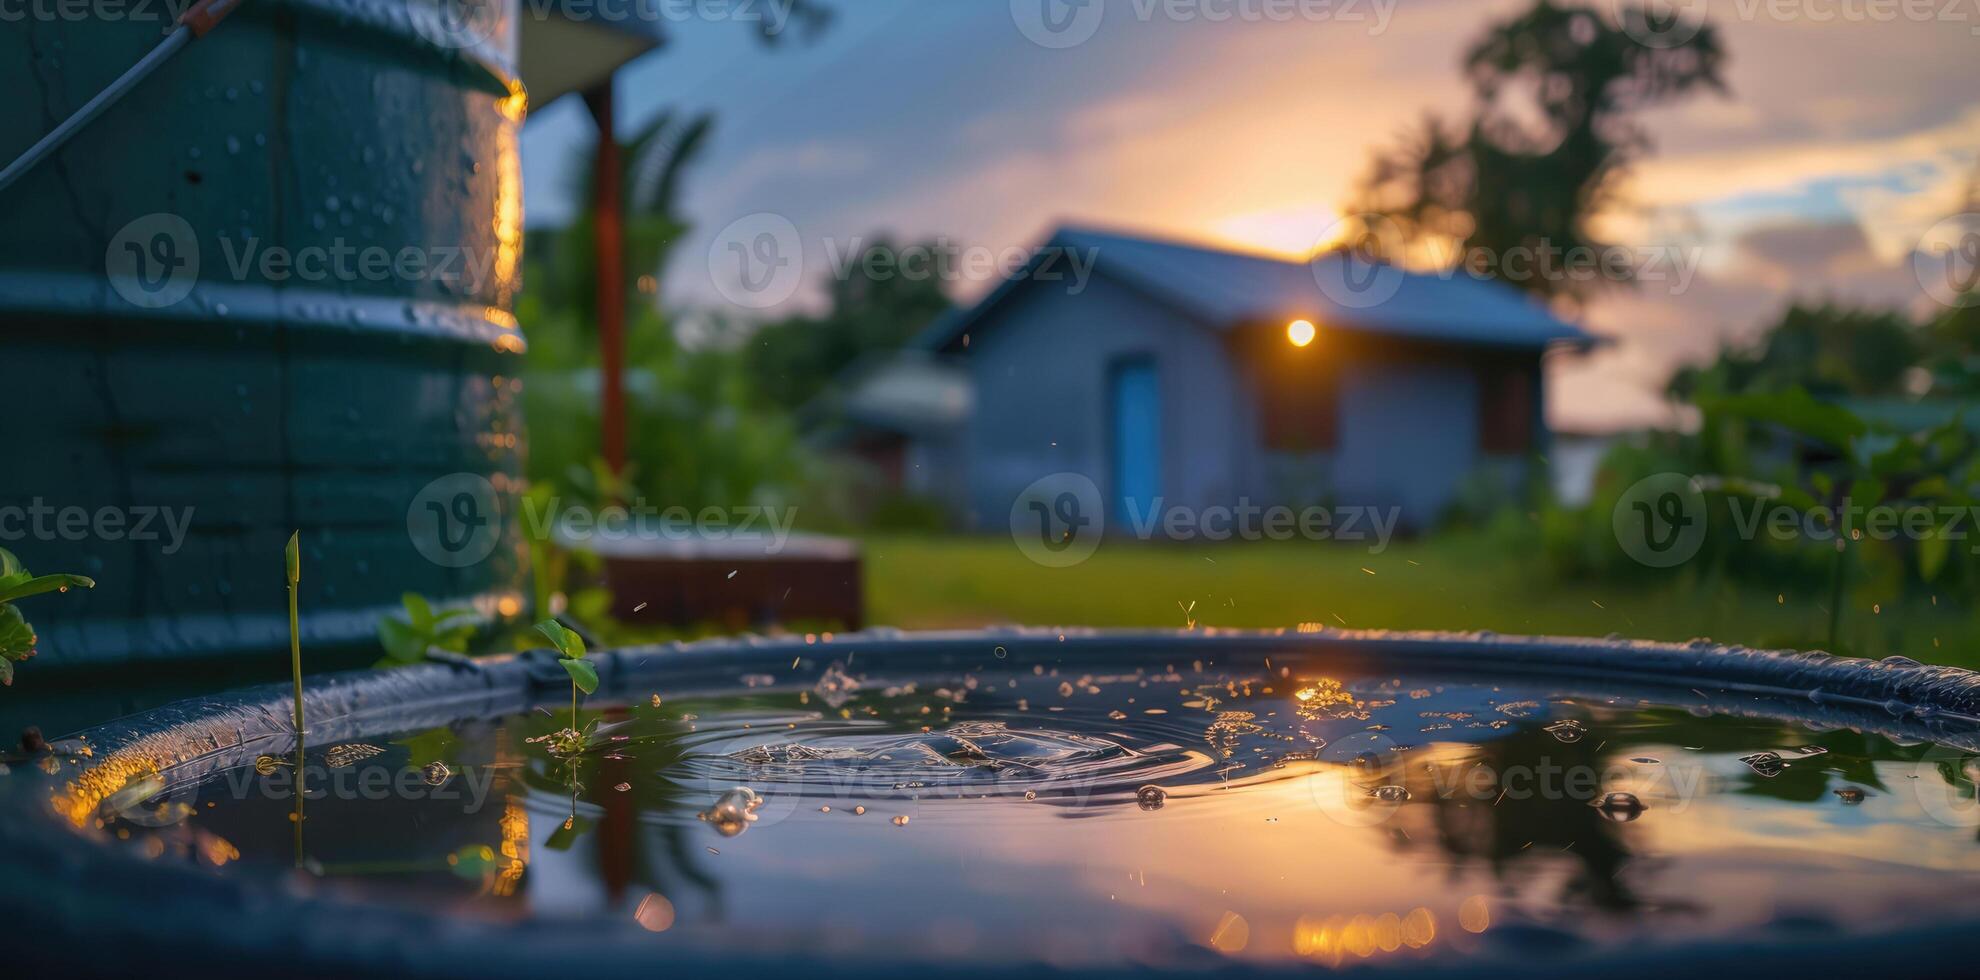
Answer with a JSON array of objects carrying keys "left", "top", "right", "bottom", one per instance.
[{"left": 0, "top": 0, "right": 529, "bottom": 667}]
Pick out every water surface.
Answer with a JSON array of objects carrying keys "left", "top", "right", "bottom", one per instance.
[{"left": 67, "top": 645, "right": 1980, "bottom": 969}]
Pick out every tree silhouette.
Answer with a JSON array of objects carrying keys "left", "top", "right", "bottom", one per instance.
[{"left": 1353, "top": 1, "right": 1726, "bottom": 305}]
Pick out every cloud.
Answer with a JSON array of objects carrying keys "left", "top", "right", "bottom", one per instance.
[{"left": 1553, "top": 214, "right": 1938, "bottom": 432}]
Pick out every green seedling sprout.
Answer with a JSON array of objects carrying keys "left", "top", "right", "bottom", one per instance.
[
  {"left": 0, "top": 547, "right": 95, "bottom": 686},
  {"left": 535, "top": 619, "right": 598, "bottom": 750}
]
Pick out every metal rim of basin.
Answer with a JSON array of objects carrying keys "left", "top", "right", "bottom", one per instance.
[{"left": 6, "top": 627, "right": 1980, "bottom": 978}]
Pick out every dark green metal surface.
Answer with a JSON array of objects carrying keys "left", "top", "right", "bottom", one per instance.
[{"left": 0, "top": 0, "right": 529, "bottom": 667}]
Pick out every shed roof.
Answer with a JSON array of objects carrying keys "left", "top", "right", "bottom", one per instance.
[{"left": 919, "top": 225, "right": 1595, "bottom": 352}]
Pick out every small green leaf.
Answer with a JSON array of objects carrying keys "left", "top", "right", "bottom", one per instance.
[
  {"left": 434, "top": 625, "right": 475, "bottom": 654},
  {"left": 401, "top": 593, "right": 434, "bottom": 631},
  {"left": 561, "top": 657, "right": 599, "bottom": 695},
  {"left": 0, "top": 604, "right": 35, "bottom": 663},
  {"left": 534, "top": 619, "right": 584, "bottom": 659},
  {"left": 377, "top": 617, "right": 429, "bottom": 664},
  {"left": 0, "top": 549, "right": 21, "bottom": 579},
  {"left": 0, "top": 656, "right": 12, "bottom": 686},
  {"left": 0, "top": 573, "right": 94, "bottom": 605},
  {"left": 285, "top": 531, "right": 301, "bottom": 585}
]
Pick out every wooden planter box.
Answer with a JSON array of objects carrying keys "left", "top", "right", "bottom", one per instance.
[{"left": 589, "top": 534, "right": 863, "bottom": 631}]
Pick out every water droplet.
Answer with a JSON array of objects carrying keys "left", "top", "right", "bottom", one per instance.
[
  {"left": 1369, "top": 784, "right": 1411, "bottom": 803},
  {"left": 1591, "top": 792, "right": 1646, "bottom": 822},
  {"left": 1739, "top": 751, "right": 1786, "bottom": 778},
  {"left": 697, "top": 787, "right": 762, "bottom": 837},
  {"left": 891, "top": 815, "right": 910, "bottom": 827},
  {"left": 1543, "top": 719, "right": 1586, "bottom": 743},
  {"left": 1136, "top": 785, "right": 1166, "bottom": 810}
]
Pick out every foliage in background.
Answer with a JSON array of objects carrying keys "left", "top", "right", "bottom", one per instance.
[
  {"left": 1541, "top": 239, "right": 1980, "bottom": 650},
  {"left": 1536, "top": 387, "right": 1978, "bottom": 654},
  {"left": 741, "top": 236, "right": 954, "bottom": 412},
  {"left": 1671, "top": 303, "right": 1925, "bottom": 401},
  {"left": 0, "top": 548, "right": 94, "bottom": 686},
  {"left": 531, "top": 110, "right": 713, "bottom": 330},
  {"left": 376, "top": 593, "right": 480, "bottom": 667},
  {"left": 1697, "top": 387, "right": 1978, "bottom": 645},
  {"left": 517, "top": 300, "right": 809, "bottom": 512},
  {"left": 518, "top": 97, "right": 812, "bottom": 515},
  {"left": 1354, "top": 0, "right": 1726, "bottom": 305}
]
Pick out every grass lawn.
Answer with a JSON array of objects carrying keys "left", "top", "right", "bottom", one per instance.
[{"left": 862, "top": 533, "right": 1979, "bottom": 668}]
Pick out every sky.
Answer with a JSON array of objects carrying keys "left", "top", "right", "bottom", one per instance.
[{"left": 519, "top": 0, "right": 1979, "bottom": 433}]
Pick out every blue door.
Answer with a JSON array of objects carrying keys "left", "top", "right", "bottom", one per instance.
[{"left": 1110, "top": 358, "right": 1162, "bottom": 528}]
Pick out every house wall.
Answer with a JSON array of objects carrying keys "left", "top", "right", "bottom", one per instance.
[
  {"left": 959, "top": 271, "right": 1244, "bottom": 534},
  {"left": 1232, "top": 338, "right": 1546, "bottom": 529},
  {"left": 903, "top": 429, "right": 968, "bottom": 508},
  {"left": 956, "top": 287, "right": 1552, "bottom": 534}
]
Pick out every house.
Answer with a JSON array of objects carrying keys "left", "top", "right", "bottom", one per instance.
[
  {"left": 805, "top": 350, "right": 973, "bottom": 509},
  {"left": 912, "top": 225, "right": 1595, "bottom": 533}
]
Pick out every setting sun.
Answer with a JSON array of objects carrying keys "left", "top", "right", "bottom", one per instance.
[{"left": 1287, "top": 319, "right": 1317, "bottom": 347}]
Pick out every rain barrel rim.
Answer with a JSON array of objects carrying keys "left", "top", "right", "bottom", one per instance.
[{"left": 7, "top": 627, "right": 1980, "bottom": 979}]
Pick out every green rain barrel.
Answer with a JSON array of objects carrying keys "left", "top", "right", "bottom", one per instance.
[{"left": 0, "top": 0, "right": 528, "bottom": 668}]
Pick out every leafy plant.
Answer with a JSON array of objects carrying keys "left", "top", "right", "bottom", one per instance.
[
  {"left": 0, "top": 547, "right": 95, "bottom": 686},
  {"left": 535, "top": 619, "right": 598, "bottom": 750},
  {"left": 1696, "top": 387, "right": 1978, "bottom": 649},
  {"left": 377, "top": 593, "right": 479, "bottom": 667}
]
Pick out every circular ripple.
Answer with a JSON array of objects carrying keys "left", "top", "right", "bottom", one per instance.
[{"left": 662, "top": 717, "right": 1215, "bottom": 803}]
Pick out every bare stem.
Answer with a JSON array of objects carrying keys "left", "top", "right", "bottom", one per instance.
[{"left": 289, "top": 583, "right": 303, "bottom": 733}]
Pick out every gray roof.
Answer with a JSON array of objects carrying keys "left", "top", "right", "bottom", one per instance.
[{"left": 920, "top": 225, "right": 1594, "bottom": 352}]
